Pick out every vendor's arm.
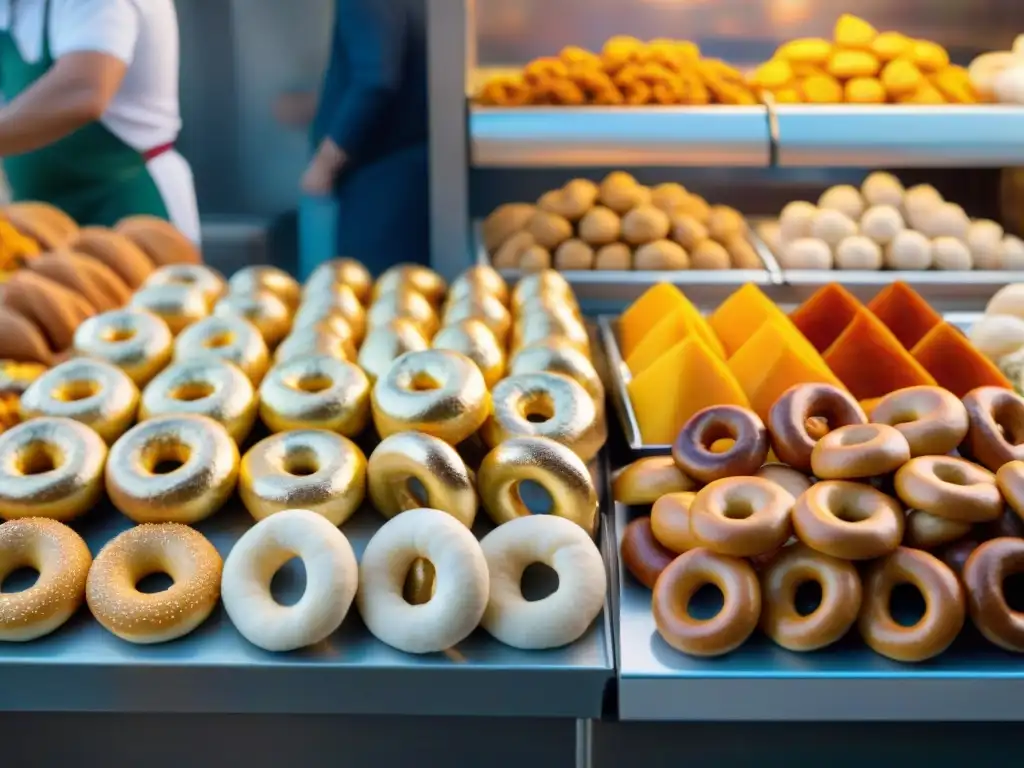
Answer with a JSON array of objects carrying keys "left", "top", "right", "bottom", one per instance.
[{"left": 0, "top": 0, "right": 138, "bottom": 156}]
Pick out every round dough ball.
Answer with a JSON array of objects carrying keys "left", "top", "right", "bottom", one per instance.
[
  {"left": 860, "top": 205, "right": 904, "bottom": 245},
  {"left": 995, "top": 66, "right": 1024, "bottom": 104},
  {"left": 810, "top": 208, "right": 858, "bottom": 248},
  {"left": 835, "top": 235, "right": 883, "bottom": 270},
  {"left": 483, "top": 203, "right": 536, "bottom": 253},
  {"left": 757, "top": 221, "right": 783, "bottom": 256},
  {"left": 526, "top": 211, "right": 573, "bottom": 250},
  {"left": 903, "top": 184, "right": 944, "bottom": 228},
  {"left": 918, "top": 202, "right": 970, "bottom": 241},
  {"left": 492, "top": 230, "right": 534, "bottom": 270},
  {"left": 932, "top": 236, "right": 972, "bottom": 270},
  {"left": 781, "top": 238, "right": 833, "bottom": 270},
  {"left": 1001, "top": 235, "right": 1024, "bottom": 270},
  {"left": 985, "top": 283, "right": 1024, "bottom": 318},
  {"left": 779, "top": 201, "right": 818, "bottom": 243},
  {"left": 634, "top": 240, "right": 690, "bottom": 270},
  {"left": 885, "top": 230, "right": 933, "bottom": 270},
  {"left": 968, "top": 314, "right": 1024, "bottom": 361},
  {"left": 690, "top": 240, "right": 731, "bottom": 270},
  {"left": 707, "top": 206, "right": 747, "bottom": 242},
  {"left": 649, "top": 183, "right": 689, "bottom": 214},
  {"left": 861, "top": 172, "right": 904, "bottom": 208},
  {"left": 520, "top": 245, "right": 552, "bottom": 272},
  {"left": 967, "top": 219, "right": 1006, "bottom": 269},
  {"left": 578, "top": 206, "right": 621, "bottom": 246},
  {"left": 564, "top": 177, "right": 600, "bottom": 202},
  {"left": 554, "top": 239, "right": 595, "bottom": 270},
  {"left": 538, "top": 180, "right": 598, "bottom": 222},
  {"left": 670, "top": 214, "right": 709, "bottom": 250},
  {"left": 594, "top": 243, "right": 632, "bottom": 270},
  {"left": 818, "top": 185, "right": 865, "bottom": 220},
  {"left": 724, "top": 237, "right": 762, "bottom": 269},
  {"left": 599, "top": 173, "right": 650, "bottom": 214},
  {"left": 675, "top": 193, "right": 711, "bottom": 223},
  {"left": 621, "top": 205, "right": 671, "bottom": 246}
]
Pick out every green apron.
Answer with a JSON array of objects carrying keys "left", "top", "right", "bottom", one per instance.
[{"left": 0, "top": 0, "right": 169, "bottom": 225}]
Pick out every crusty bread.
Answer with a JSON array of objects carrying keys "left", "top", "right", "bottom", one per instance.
[
  {"left": 72, "top": 227, "right": 155, "bottom": 288},
  {"left": 116, "top": 215, "right": 201, "bottom": 265}
]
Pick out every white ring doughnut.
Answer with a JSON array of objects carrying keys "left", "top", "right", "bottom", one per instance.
[
  {"left": 357, "top": 507, "right": 489, "bottom": 654},
  {"left": 221, "top": 508, "right": 358, "bottom": 652},
  {"left": 479, "top": 515, "right": 606, "bottom": 649}
]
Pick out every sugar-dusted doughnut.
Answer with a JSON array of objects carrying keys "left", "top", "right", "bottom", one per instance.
[
  {"left": 258, "top": 354, "right": 370, "bottom": 436},
  {"left": 74, "top": 308, "right": 173, "bottom": 387}
]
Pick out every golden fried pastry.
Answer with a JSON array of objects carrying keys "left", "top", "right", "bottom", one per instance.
[
  {"left": 578, "top": 206, "right": 621, "bottom": 246},
  {"left": 526, "top": 211, "right": 573, "bottom": 251},
  {"left": 554, "top": 239, "right": 595, "bottom": 271},
  {"left": 72, "top": 227, "right": 154, "bottom": 289},
  {"left": 845, "top": 77, "right": 886, "bottom": 103},
  {"left": 116, "top": 216, "right": 201, "bottom": 266},
  {"left": 26, "top": 252, "right": 129, "bottom": 312},
  {"left": 482, "top": 203, "right": 536, "bottom": 253},
  {"left": 621, "top": 205, "right": 671, "bottom": 246},
  {"left": 634, "top": 240, "right": 689, "bottom": 270},
  {"left": 0, "top": 307, "right": 53, "bottom": 364},
  {"left": 649, "top": 183, "right": 689, "bottom": 214},
  {"left": 491, "top": 231, "right": 534, "bottom": 270},
  {"left": 725, "top": 237, "right": 762, "bottom": 269},
  {"left": 520, "top": 245, "right": 552, "bottom": 272},
  {"left": 4, "top": 271, "right": 95, "bottom": 352},
  {"left": 538, "top": 179, "right": 599, "bottom": 221},
  {"left": 690, "top": 240, "right": 731, "bottom": 270},
  {"left": 599, "top": 172, "right": 650, "bottom": 214},
  {"left": 594, "top": 243, "right": 632, "bottom": 270},
  {"left": 477, "top": 75, "right": 532, "bottom": 107},
  {"left": 670, "top": 214, "right": 708, "bottom": 250}
]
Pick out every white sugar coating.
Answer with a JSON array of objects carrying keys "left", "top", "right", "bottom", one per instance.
[
  {"left": 860, "top": 205, "right": 905, "bottom": 245},
  {"left": 817, "top": 185, "right": 865, "bottom": 220},
  {"left": 835, "top": 236, "right": 883, "bottom": 270},
  {"left": 778, "top": 201, "right": 818, "bottom": 243},
  {"left": 932, "top": 236, "right": 973, "bottom": 270},
  {"left": 967, "top": 219, "right": 1006, "bottom": 269},
  {"left": 781, "top": 238, "right": 833, "bottom": 270},
  {"left": 885, "top": 230, "right": 933, "bottom": 270},
  {"left": 1001, "top": 235, "right": 1024, "bottom": 270},
  {"left": 861, "top": 172, "right": 904, "bottom": 208},
  {"left": 810, "top": 208, "right": 858, "bottom": 248}
]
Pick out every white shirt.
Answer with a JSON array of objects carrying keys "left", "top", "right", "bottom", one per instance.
[{"left": 0, "top": 0, "right": 182, "bottom": 152}]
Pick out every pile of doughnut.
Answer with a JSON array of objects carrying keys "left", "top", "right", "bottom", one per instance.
[
  {"left": 616, "top": 381, "right": 1024, "bottom": 662},
  {"left": 0, "top": 262, "right": 610, "bottom": 655},
  {"left": 749, "top": 14, "right": 978, "bottom": 104},
  {"left": 484, "top": 172, "right": 761, "bottom": 272},
  {"left": 968, "top": 35, "right": 1024, "bottom": 104},
  {"left": 758, "top": 173, "right": 1024, "bottom": 271},
  {"left": 475, "top": 37, "right": 757, "bottom": 107}
]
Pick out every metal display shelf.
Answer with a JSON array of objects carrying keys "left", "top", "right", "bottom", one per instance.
[
  {"left": 612, "top": 501, "right": 1024, "bottom": 722},
  {"left": 470, "top": 106, "right": 773, "bottom": 168},
  {"left": 773, "top": 105, "right": 1024, "bottom": 167},
  {"left": 599, "top": 315, "right": 666, "bottom": 458},
  {"left": 0, "top": 495, "right": 615, "bottom": 716}
]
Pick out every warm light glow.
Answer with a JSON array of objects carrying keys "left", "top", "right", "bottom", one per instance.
[{"left": 769, "top": 0, "right": 814, "bottom": 26}]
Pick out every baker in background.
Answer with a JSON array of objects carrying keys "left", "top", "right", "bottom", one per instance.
[
  {"left": 299, "top": 0, "right": 429, "bottom": 273},
  {"left": 0, "top": 0, "right": 200, "bottom": 243}
]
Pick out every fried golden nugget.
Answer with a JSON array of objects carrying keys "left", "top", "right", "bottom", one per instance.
[
  {"left": 523, "top": 57, "right": 569, "bottom": 85},
  {"left": 533, "top": 77, "right": 586, "bottom": 106},
  {"left": 697, "top": 59, "right": 758, "bottom": 104},
  {"left": 601, "top": 35, "right": 644, "bottom": 73},
  {"left": 931, "top": 67, "right": 977, "bottom": 104},
  {"left": 559, "top": 45, "right": 602, "bottom": 69},
  {"left": 478, "top": 75, "right": 532, "bottom": 106}
]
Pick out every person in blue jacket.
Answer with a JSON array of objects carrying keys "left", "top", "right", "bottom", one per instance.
[{"left": 298, "top": 0, "right": 429, "bottom": 274}]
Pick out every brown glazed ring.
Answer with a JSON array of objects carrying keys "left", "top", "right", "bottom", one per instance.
[
  {"left": 996, "top": 460, "right": 1024, "bottom": 522},
  {"left": 810, "top": 423, "right": 911, "bottom": 480},
  {"left": 962, "top": 537, "right": 1024, "bottom": 653},
  {"left": 767, "top": 383, "right": 867, "bottom": 473},
  {"left": 755, "top": 463, "right": 813, "bottom": 500},
  {"left": 792, "top": 481, "right": 904, "bottom": 560},
  {"left": 894, "top": 456, "right": 1001, "bottom": 523},
  {"left": 689, "top": 476, "right": 794, "bottom": 558},
  {"left": 672, "top": 405, "right": 769, "bottom": 484},
  {"left": 652, "top": 548, "right": 761, "bottom": 657},
  {"left": 613, "top": 456, "right": 697, "bottom": 506},
  {"left": 869, "top": 386, "right": 969, "bottom": 458},
  {"left": 962, "top": 386, "right": 1024, "bottom": 472},
  {"left": 650, "top": 491, "right": 698, "bottom": 554},
  {"left": 620, "top": 516, "right": 676, "bottom": 590},
  {"left": 858, "top": 547, "right": 965, "bottom": 663},
  {"left": 759, "top": 543, "right": 862, "bottom": 652},
  {"left": 903, "top": 509, "right": 972, "bottom": 550}
]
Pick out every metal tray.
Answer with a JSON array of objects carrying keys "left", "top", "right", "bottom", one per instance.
[
  {"left": 613, "top": 500, "right": 1024, "bottom": 722},
  {"left": 0, "top": 460, "right": 616, "bottom": 716}
]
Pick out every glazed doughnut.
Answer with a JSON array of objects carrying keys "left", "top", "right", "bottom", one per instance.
[
  {"left": 612, "top": 456, "right": 697, "bottom": 505},
  {"left": 227, "top": 265, "right": 301, "bottom": 313},
  {"left": 259, "top": 354, "right": 370, "bottom": 436},
  {"left": 368, "top": 286, "right": 440, "bottom": 339},
  {"left": 511, "top": 269, "right": 574, "bottom": 312},
  {"left": 144, "top": 264, "right": 226, "bottom": 308},
  {"left": 620, "top": 516, "right": 675, "bottom": 589},
  {"left": 441, "top": 292, "right": 511, "bottom": 344},
  {"left": 275, "top": 324, "right": 356, "bottom": 365},
  {"left": 759, "top": 543, "right": 862, "bottom": 652},
  {"left": 755, "top": 463, "right": 813, "bottom": 500},
  {"left": 511, "top": 309, "right": 590, "bottom": 358},
  {"left": 239, "top": 430, "right": 366, "bottom": 526},
  {"left": 810, "top": 424, "right": 911, "bottom": 480},
  {"left": 869, "top": 386, "right": 969, "bottom": 457},
  {"left": 86, "top": 523, "right": 223, "bottom": 644},
  {"left": 0, "top": 518, "right": 92, "bottom": 641},
  {"left": 447, "top": 265, "right": 509, "bottom": 306},
  {"left": 904, "top": 509, "right": 972, "bottom": 550},
  {"left": 371, "top": 349, "right": 489, "bottom": 446},
  {"left": 480, "top": 515, "right": 605, "bottom": 649},
  {"left": 71, "top": 227, "right": 154, "bottom": 289},
  {"left": 858, "top": 547, "right": 965, "bottom": 662},
  {"left": 304, "top": 257, "right": 373, "bottom": 304},
  {"left": 115, "top": 215, "right": 201, "bottom": 266},
  {"left": 20, "top": 358, "right": 139, "bottom": 443},
  {"left": 482, "top": 371, "right": 601, "bottom": 461},
  {"left": 74, "top": 308, "right": 174, "bottom": 387},
  {"left": 792, "top": 481, "right": 904, "bottom": 560},
  {"left": 962, "top": 537, "right": 1024, "bottom": 652},
  {"left": 139, "top": 358, "right": 257, "bottom": 444},
  {"left": 372, "top": 264, "right": 448, "bottom": 306},
  {"left": 356, "top": 318, "right": 429, "bottom": 383},
  {"left": 221, "top": 508, "right": 359, "bottom": 651},
  {"left": 106, "top": 414, "right": 240, "bottom": 524},
  {"left": 0, "top": 417, "right": 107, "bottom": 521},
  {"left": 432, "top": 319, "right": 505, "bottom": 389},
  {"left": 357, "top": 507, "right": 488, "bottom": 654},
  {"left": 366, "top": 431, "right": 476, "bottom": 527},
  {"left": 478, "top": 436, "right": 599, "bottom": 536},
  {"left": 672, "top": 405, "right": 769, "bottom": 484},
  {"left": 652, "top": 548, "right": 761, "bottom": 657},
  {"left": 174, "top": 314, "right": 270, "bottom": 387},
  {"left": 997, "top": 460, "right": 1024, "bottom": 521},
  {"left": 650, "top": 491, "right": 698, "bottom": 554},
  {"left": 291, "top": 309, "right": 357, "bottom": 351},
  {"left": 508, "top": 338, "right": 604, "bottom": 405},
  {"left": 894, "top": 456, "right": 1002, "bottom": 523},
  {"left": 768, "top": 383, "right": 867, "bottom": 473},
  {"left": 130, "top": 283, "right": 209, "bottom": 335},
  {"left": 215, "top": 290, "right": 293, "bottom": 348},
  {"left": 963, "top": 387, "right": 1024, "bottom": 471},
  {"left": 689, "top": 476, "right": 794, "bottom": 557},
  {"left": 293, "top": 283, "right": 367, "bottom": 343}
]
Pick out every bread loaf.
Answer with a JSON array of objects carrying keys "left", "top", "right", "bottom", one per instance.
[
  {"left": 72, "top": 227, "right": 155, "bottom": 288},
  {"left": 116, "top": 215, "right": 201, "bottom": 265}
]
